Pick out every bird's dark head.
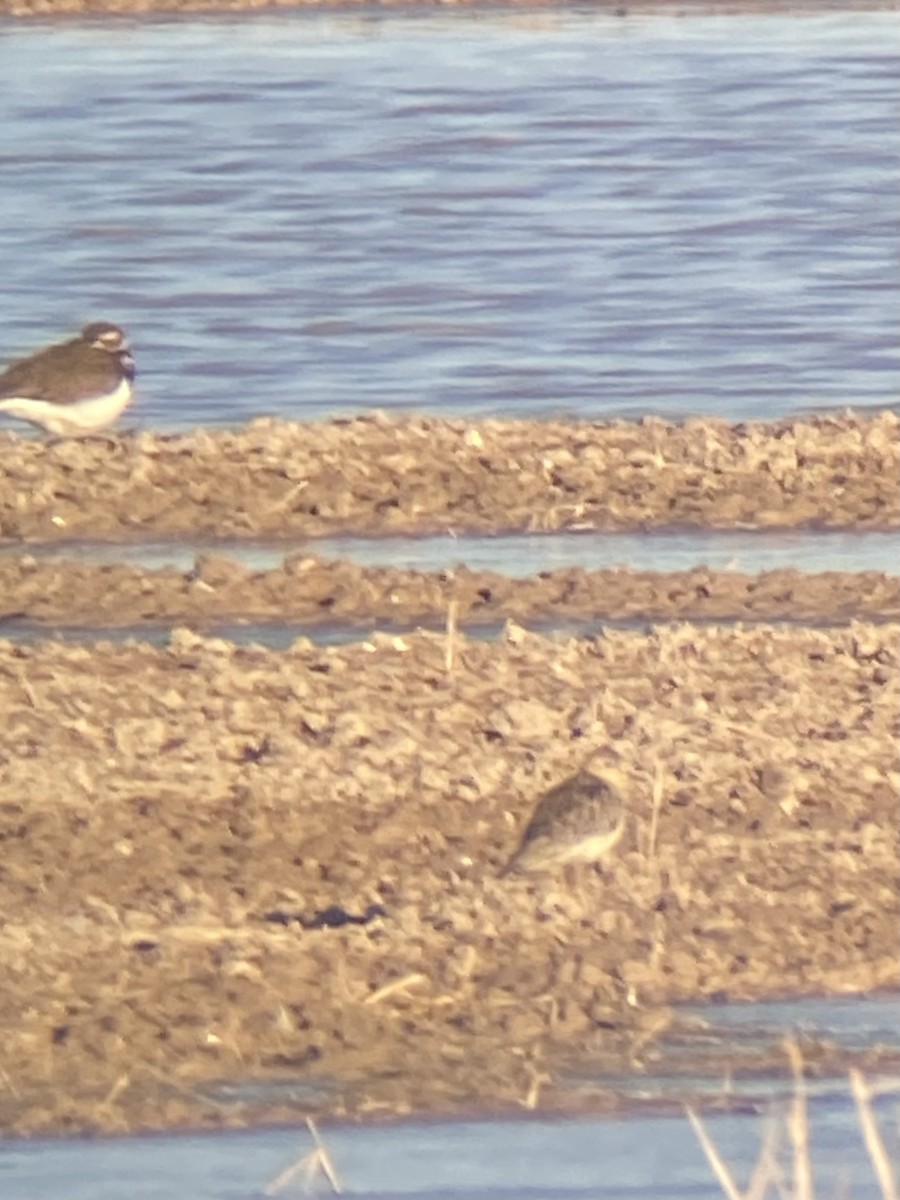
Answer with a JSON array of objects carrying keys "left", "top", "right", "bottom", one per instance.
[
  {"left": 581, "top": 754, "right": 628, "bottom": 794},
  {"left": 82, "top": 322, "right": 129, "bottom": 353}
]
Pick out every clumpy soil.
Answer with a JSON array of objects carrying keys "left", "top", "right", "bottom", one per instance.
[
  {"left": 0, "top": 411, "right": 897, "bottom": 541},
  {"left": 0, "top": 412, "right": 897, "bottom": 1136},
  {"left": 0, "top": 620, "right": 896, "bottom": 1136},
  {"left": 1, "top": 556, "right": 898, "bottom": 629}
]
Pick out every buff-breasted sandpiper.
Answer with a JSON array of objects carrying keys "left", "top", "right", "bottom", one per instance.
[{"left": 501, "top": 753, "right": 627, "bottom": 877}]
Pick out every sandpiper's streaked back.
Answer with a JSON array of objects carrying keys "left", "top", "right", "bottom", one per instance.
[
  {"left": 501, "top": 754, "right": 627, "bottom": 876},
  {"left": 0, "top": 322, "right": 135, "bottom": 436}
]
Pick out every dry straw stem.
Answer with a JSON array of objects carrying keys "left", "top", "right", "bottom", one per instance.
[
  {"left": 783, "top": 1037, "right": 813, "bottom": 1200},
  {"left": 522, "top": 1063, "right": 551, "bottom": 1111},
  {"left": 364, "top": 971, "right": 428, "bottom": 1006},
  {"left": 686, "top": 1106, "right": 746, "bottom": 1200},
  {"left": 445, "top": 596, "right": 458, "bottom": 673},
  {"left": 745, "top": 1113, "right": 785, "bottom": 1200},
  {"left": 850, "top": 1068, "right": 899, "bottom": 1200},
  {"left": 16, "top": 676, "right": 39, "bottom": 708},
  {"left": 688, "top": 1054, "right": 899, "bottom": 1200},
  {"left": 646, "top": 760, "right": 665, "bottom": 861},
  {"left": 686, "top": 1103, "right": 788, "bottom": 1200},
  {"left": 265, "top": 1117, "right": 342, "bottom": 1196}
]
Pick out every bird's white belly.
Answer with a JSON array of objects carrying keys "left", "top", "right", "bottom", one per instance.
[
  {"left": 0, "top": 378, "right": 132, "bottom": 436},
  {"left": 559, "top": 821, "right": 626, "bottom": 863}
]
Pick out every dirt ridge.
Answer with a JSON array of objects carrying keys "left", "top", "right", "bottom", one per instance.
[
  {"left": 0, "top": 555, "right": 897, "bottom": 627},
  {"left": 1, "top": 410, "right": 897, "bottom": 540}
]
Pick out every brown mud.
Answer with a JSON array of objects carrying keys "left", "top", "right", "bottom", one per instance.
[
  {"left": 0, "top": 620, "right": 897, "bottom": 1136},
  {"left": 0, "top": 555, "right": 897, "bottom": 628},
  {"left": 0, "top": 412, "right": 897, "bottom": 542}
]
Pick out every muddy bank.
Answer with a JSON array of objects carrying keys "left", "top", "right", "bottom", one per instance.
[
  {"left": 0, "top": 620, "right": 896, "bottom": 1135},
  {"left": 0, "top": 412, "right": 897, "bottom": 542},
  {"left": 1, "top": 554, "right": 897, "bottom": 628}
]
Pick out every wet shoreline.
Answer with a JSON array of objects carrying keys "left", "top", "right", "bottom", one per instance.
[{"left": 0, "top": 556, "right": 897, "bottom": 628}]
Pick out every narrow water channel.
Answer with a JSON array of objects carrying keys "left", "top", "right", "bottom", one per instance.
[{"left": 2, "top": 996, "right": 897, "bottom": 1199}]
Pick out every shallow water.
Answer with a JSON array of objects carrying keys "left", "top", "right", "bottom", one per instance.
[
  {"left": 0, "top": 7, "right": 898, "bottom": 430},
  {"left": 584, "top": 993, "right": 900, "bottom": 1100},
  {"left": 6, "top": 526, "right": 899, "bottom": 576},
  {"left": 2, "top": 996, "right": 898, "bottom": 1200},
  {"left": 2, "top": 526, "right": 894, "bottom": 647},
  {"left": 2, "top": 1099, "right": 898, "bottom": 1200},
  {"left": 4, "top": 612, "right": 890, "bottom": 649},
  {"left": 3, "top": 526, "right": 897, "bottom": 648}
]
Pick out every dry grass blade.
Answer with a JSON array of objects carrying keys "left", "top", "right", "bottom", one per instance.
[
  {"left": 307, "top": 1117, "right": 342, "bottom": 1195},
  {"left": 849, "top": 1069, "right": 899, "bottom": 1200},
  {"left": 687, "top": 1059, "right": 899, "bottom": 1200},
  {"left": 686, "top": 1105, "right": 747, "bottom": 1200},
  {"left": 647, "top": 760, "right": 665, "bottom": 860},
  {"left": 363, "top": 971, "right": 427, "bottom": 1006},
  {"left": 264, "top": 1117, "right": 342, "bottom": 1196},
  {"left": 522, "top": 1064, "right": 550, "bottom": 1111},
  {"left": 444, "top": 596, "right": 458, "bottom": 673},
  {"left": 746, "top": 1109, "right": 783, "bottom": 1200},
  {"left": 784, "top": 1037, "right": 814, "bottom": 1200},
  {"left": 264, "top": 1150, "right": 309, "bottom": 1196}
]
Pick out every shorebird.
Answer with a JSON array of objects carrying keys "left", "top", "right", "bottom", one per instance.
[
  {"left": 0, "top": 322, "right": 135, "bottom": 436},
  {"left": 501, "top": 753, "right": 627, "bottom": 877}
]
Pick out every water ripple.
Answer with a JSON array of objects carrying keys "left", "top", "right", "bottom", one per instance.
[{"left": 0, "top": 9, "right": 897, "bottom": 432}]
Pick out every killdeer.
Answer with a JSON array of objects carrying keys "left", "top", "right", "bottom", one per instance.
[
  {"left": 0, "top": 322, "right": 135, "bottom": 436},
  {"left": 501, "top": 753, "right": 627, "bottom": 876}
]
